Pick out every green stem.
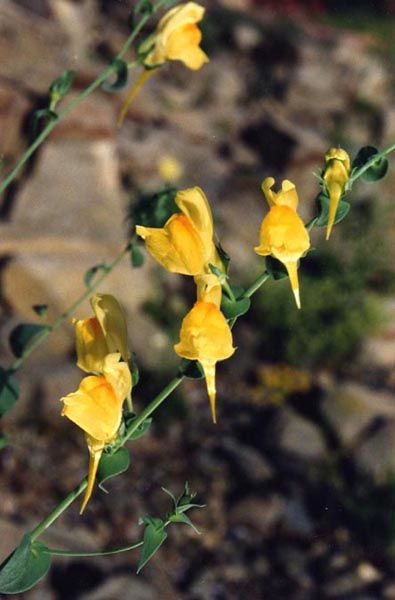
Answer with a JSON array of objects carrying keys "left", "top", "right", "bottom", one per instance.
[
  {"left": 242, "top": 271, "right": 270, "bottom": 298},
  {"left": 45, "top": 540, "right": 143, "bottom": 557},
  {"left": 30, "top": 478, "right": 87, "bottom": 541},
  {"left": 116, "top": 375, "right": 184, "bottom": 448},
  {"left": 306, "top": 216, "right": 318, "bottom": 232},
  {"left": 222, "top": 280, "right": 236, "bottom": 302},
  {"left": 8, "top": 244, "right": 131, "bottom": 373},
  {"left": 0, "top": 0, "right": 167, "bottom": 196},
  {"left": 347, "top": 142, "right": 395, "bottom": 189}
]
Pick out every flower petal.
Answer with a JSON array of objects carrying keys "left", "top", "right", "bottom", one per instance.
[{"left": 91, "top": 294, "right": 130, "bottom": 362}]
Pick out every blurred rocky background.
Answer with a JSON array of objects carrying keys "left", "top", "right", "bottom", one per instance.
[{"left": 2, "top": 0, "right": 395, "bottom": 598}]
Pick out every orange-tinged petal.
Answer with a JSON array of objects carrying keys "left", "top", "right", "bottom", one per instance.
[
  {"left": 74, "top": 317, "right": 108, "bottom": 373},
  {"left": 174, "top": 301, "right": 235, "bottom": 362},
  {"left": 136, "top": 214, "right": 206, "bottom": 275},
  {"left": 80, "top": 436, "right": 104, "bottom": 514},
  {"left": 61, "top": 375, "right": 123, "bottom": 442},
  {"left": 144, "top": 2, "right": 208, "bottom": 70},
  {"left": 91, "top": 294, "right": 130, "bottom": 363},
  {"left": 102, "top": 353, "right": 132, "bottom": 406}
]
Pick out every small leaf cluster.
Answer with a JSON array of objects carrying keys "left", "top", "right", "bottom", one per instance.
[{"left": 137, "top": 482, "right": 204, "bottom": 573}]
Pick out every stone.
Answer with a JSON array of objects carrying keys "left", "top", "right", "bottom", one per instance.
[
  {"left": 222, "top": 437, "right": 273, "bottom": 482},
  {"left": 322, "top": 381, "right": 395, "bottom": 446},
  {"left": 277, "top": 407, "right": 326, "bottom": 460},
  {"left": 80, "top": 575, "right": 160, "bottom": 600},
  {"left": 229, "top": 495, "right": 284, "bottom": 535}
]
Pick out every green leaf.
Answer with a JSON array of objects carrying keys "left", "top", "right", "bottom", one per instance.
[
  {"left": 216, "top": 243, "right": 231, "bottom": 274},
  {"left": 0, "top": 367, "right": 19, "bottom": 416},
  {"left": 0, "top": 534, "right": 51, "bottom": 594},
  {"left": 208, "top": 263, "right": 227, "bottom": 281},
  {"left": 131, "top": 187, "right": 178, "bottom": 229},
  {"left": 352, "top": 145, "right": 389, "bottom": 183},
  {"left": 49, "top": 70, "right": 75, "bottom": 101},
  {"left": 97, "top": 447, "right": 130, "bottom": 492},
  {"left": 126, "top": 417, "right": 152, "bottom": 441},
  {"left": 136, "top": 519, "right": 167, "bottom": 574},
  {"left": 131, "top": 355, "right": 140, "bottom": 386},
  {"left": 9, "top": 324, "right": 50, "bottom": 359},
  {"left": 101, "top": 59, "right": 129, "bottom": 92},
  {"left": 30, "top": 109, "right": 58, "bottom": 139},
  {"left": 32, "top": 304, "right": 48, "bottom": 318},
  {"left": 134, "top": 0, "right": 154, "bottom": 15},
  {"left": 315, "top": 192, "right": 350, "bottom": 227},
  {"left": 169, "top": 512, "right": 200, "bottom": 534},
  {"left": 131, "top": 244, "right": 145, "bottom": 268},
  {"left": 265, "top": 256, "right": 288, "bottom": 280},
  {"left": 83, "top": 263, "right": 108, "bottom": 287},
  {"left": 178, "top": 359, "right": 204, "bottom": 379},
  {"left": 221, "top": 296, "right": 251, "bottom": 319}
]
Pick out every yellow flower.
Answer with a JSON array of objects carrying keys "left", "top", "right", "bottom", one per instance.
[
  {"left": 61, "top": 353, "right": 131, "bottom": 513},
  {"left": 254, "top": 177, "right": 310, "bottom": 309},
  {"left": 136, "top": 187, "right": 221, "bottom": 276},
  {"left": 74, "top": 293, "right": 130, "bottom": 374},
  {"left": 323, "top": 148, "right": 351, "bottom": 240},
  {"left": 174, "top": 296, "right": 235, "bottom": 423},
  {"left": 144, "top": 2, "right": 209, "bottom": 70},
  {"left": 157, "top": 155, "right": 183, "bottom": 183}
]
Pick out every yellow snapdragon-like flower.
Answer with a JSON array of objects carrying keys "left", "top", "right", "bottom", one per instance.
[
  {"left": 74, "top": 293, "right": 130, "bottom": 374},
  {"left": 117, "top": 3, "right": 208, "bottom": 126},
  {"left": 323, "top": 148, "right": 351, "bottom": 240},
  {"left": 145, "top": 2, "right": 209, "bottom": 70},
  {"left": 136, "top": 187, "right": 221, "bottom": 276},
  {"left": 254, "top": 177, "right": 310, "bottom": 309},
  {"left": 61, "top": 353, "right": 131, "bottom": 513},
  {"left": 174, "top": 281, "right": 235, "bottom": 423}
]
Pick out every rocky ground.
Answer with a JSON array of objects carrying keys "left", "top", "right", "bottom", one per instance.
[{"left": 2, "top": 1, "right": 395, "bottom": 598}]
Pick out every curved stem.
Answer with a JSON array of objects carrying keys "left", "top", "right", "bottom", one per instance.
[
  {"left": 243, "top": 271, "right": 270, "bottom": 299},
  {"left": 30, "top": 478, "right": 87, "bottom": 541},
  {"left": 0, "top": 0, "right": 168, "bottom": 196},
  {"left": 45, "top": 540, "right": 143, "bottom": 557},
  {"left": 9, "top": 244, "right": 131, "bottom": 373}
]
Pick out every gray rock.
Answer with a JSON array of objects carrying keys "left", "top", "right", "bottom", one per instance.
[{"left": 278, "top": 407, "right": 326, "bottom": 460}]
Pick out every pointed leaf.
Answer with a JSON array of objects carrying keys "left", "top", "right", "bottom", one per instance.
[
  {"left": 178, "top": 359, "right": 204, "bottom": 380},
  {"left": 102, "top": 59, "right": 128, "bottom": 92},
  {"left": 83, "top": 264, "right": 108, "bottom": 288},
  {"left": 315, "top": 192, "right": 350, "bottom": 227},
  {"left": 49, "top": 70, "right": 75, "bottom": 100},
  {"left": 9, "top": 324, "right": 50, "bottom": 359},
  {"left": 30, "top": 109, "right": 58, "bottom": 139},
  {"left": 134, "top": 0, "right": 154, "bottom": 15},
  {"left": 97, "top": 447, "right": 130, "bottom": 492},
  {"left": 32, "top": 304, "right": 48, "bottom": 318},
  {"left": 0, "top": 535, "right": 51, "bottom": 594},
  {"left": 216, "top": 243, "right": 231, "bottom": 274},
  {"left": 265, "top": 256, "right": 288, "bottom": 280},
  {"left": 136, "top": 521, "right": 167, "bottom": 574},
  {"left": 351, "top": 145, "right": 388, "bottom": 183},
  {"left": 0, "top": 367, "right": 19, "bottom": 416},
  {"left": 169, "top": 512, "right": 201, "bottom": 534},
  {"left": 221, "top": 296, "right": 251, "bottom": 319},
  {"left": 126, "top": 417, "right": 152, "bottom": 441},
  {"left": 131, "top": 244, "right": 145, "bottom": 268}
]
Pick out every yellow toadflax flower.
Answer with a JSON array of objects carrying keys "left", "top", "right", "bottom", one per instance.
[
  {"left": 117, "top": 3, "right": 208, "bottom": 126},
  {"left": 136, "top": 187, "right": 221, "bottom": 276},
  {"left": 144, "top": 2, "right": 209, "bottom": 70},
  {"left": 61, "top": 354, "right": 131, "bottom": 513},
  {"left": 323, "top": 148, "right": 351, "bottom": 240},
  {"left": 254, "top": 177, "right": 310, "bottom": 309},
  {"left": 174, "top": 280, "right": 235, "bottom": 423},
  {"left": 74, "top": 293, "right": 130, "bottom": 375}
]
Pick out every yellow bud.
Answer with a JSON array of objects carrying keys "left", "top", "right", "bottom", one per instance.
[{"left": 323, "top": 147, "right": 351, "bottom": 240}]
